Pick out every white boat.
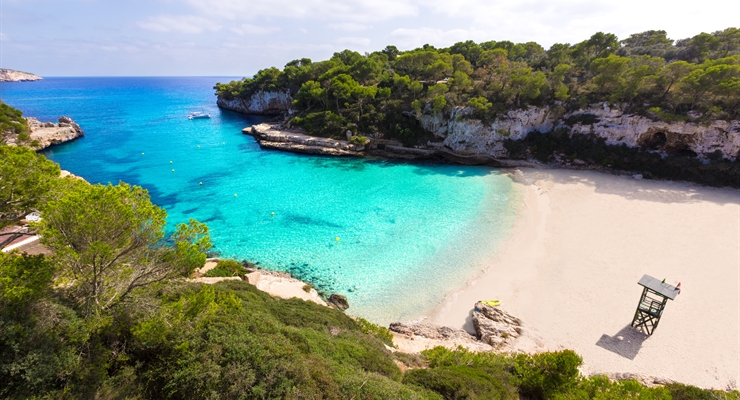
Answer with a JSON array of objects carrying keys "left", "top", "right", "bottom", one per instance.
[{"left": 188, "top": 111, "right": 211, "bottom": 120}]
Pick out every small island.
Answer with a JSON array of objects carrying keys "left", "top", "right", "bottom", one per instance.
[{"left": 0, "top": 68, "right": 43, "bottom": 82}]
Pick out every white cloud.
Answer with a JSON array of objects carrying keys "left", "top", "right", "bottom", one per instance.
[
  {"left": 389, "top": 28, "right": 489, "bottom": 49},
  {"left": 334, "top": 36, "right": 371, "bottom": 46},
  {"left": 230, "top": 24, "right": 281, "bottom": 35},
  {"left": 136, "top": 15, "right": 221, "bottom": 34},
  {"left": 326, "top": 22, "right": 372, "bottom": 31},
  {"left": 184, "top": 0, "right": 418, "bottom": 22}
]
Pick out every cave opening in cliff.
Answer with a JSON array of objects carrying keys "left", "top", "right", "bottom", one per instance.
[{"left": 643, "top": 131, "right": 667, "bottom": 150}]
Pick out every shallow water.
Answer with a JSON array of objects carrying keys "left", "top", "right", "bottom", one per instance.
[{"left": 1, "top": 77, "right": 521, "bottom": 323}]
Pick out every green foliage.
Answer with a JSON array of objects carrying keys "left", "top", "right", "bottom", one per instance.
[
  {"left": 404, "top": 365, "right": 518, "bottom": 400},
  {"left": 0, "top": 101, "right": 29, "bottom": 136},
  {"left": 513, "top": 350, "right": 583, "bottom": 399},
  {"left": 350, "top": 135, "right": 370, "bottom": 146},
  {"left": 0, "top": 145, "right": 61, "bottom": 231},
  {"left": 203, "top": 259, "right": 247, "bottom": 277},
  {"left": 355, "top": 317, "right": 394, "bottom": 347},
  {"left": 0, "top": 253, "right": 54, "bottom": 310},
  {"left": 39, "top": 182, "right": 211, "bottom": 316}
]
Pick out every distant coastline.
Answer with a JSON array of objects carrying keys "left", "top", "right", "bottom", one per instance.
[{"left": 0, "top": 69, "right": 42, "bottom": 82}]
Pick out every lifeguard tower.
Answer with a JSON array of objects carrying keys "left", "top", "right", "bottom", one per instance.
[{"left": 631, "top": 275, "right": 679, "bottom": 335}]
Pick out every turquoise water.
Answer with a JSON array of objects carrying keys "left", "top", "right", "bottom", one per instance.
[{"left": 1, "top": 77, "right": 521, "bottom": 323}]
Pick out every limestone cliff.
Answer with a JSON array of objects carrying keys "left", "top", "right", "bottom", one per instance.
[
  {"left": 217, "top": 90, "right": 292, "bottom": 115},
  {"left": 422, "top": 104, "right": 740, "bottom": 161},
  {"left": 0, "top": 69, "right": 42, "bottom": 82},
  {"left": 3, "top": 116, "right": 84, "bottom": 150}
]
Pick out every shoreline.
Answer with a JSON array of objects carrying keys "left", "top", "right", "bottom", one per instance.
[{"left": 424, "top": 168, "right": 740, "bottom": 390}]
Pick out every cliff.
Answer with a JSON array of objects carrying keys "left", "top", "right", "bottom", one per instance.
[
  {"left": 0, "top": 69, "right": 42, "bottom": 82},
  {"left": 422, "top": 104, "right": 740, "bottom": 162},
  {"left": 217, "top": 90, "right": 292, "bottom": 115},
  {"left": 3, "top": 116, "right": 84, "bottom": 150}
]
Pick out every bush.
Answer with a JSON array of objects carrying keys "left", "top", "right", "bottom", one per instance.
[
  {"left": 350, "top": 135, "right": 370, "bottom": 146},
  {"left": 513, "top": 350, "right": 583, "bottom": 399},
  {"left": 404, "top": 365, "right": 518, "bottom": 400},
  {"left": 203, "top": 259, "right": 247, "bottom": 277}
]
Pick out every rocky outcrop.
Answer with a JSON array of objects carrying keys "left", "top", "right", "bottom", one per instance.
[
  {"left": 28, "top": 117, "right": 84, "bottom": 150},
  {"left": 389, "top": 322, "right": 494, "bottom": 353},
  {"left": 0, "top": 69, "right": 42, "bottom": 82},
  {"left": 217, "top": 91, "right": 292, "bottom": 115},
  {"left": 423, "top": 104, "right": 740, "bottom": 161},
  {"left": 328, "top": 294, "right": 350, "bottom": 310},
  {"left": 472, "top": 301, "right": 522, "bottom": 348},
  {"left": 3, "top": 116, "right": 84, "bottom": 150},
  {"left": 244, "top": 123, "right": 362, "bottom": 156},
  {"left": 245, "top": 269, "right": 327, "bottom": 306}
]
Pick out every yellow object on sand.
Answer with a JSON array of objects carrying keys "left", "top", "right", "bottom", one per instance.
[
  {"left": 481, "top": 300, "right": 500, "bottom": 307},
  {"left": 335, "top": 237, "right": 340, "bottom": 241}
]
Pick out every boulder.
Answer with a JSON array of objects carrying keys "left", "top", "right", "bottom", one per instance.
[
  {"left": 389, "top": 322, "right": 476, "bottom": 342},
  {"left": 328, "top": 294, "right": 349, "bottom": 311},
  {"left": 472, "top": 301, "right": 522, "bottom": 348}
]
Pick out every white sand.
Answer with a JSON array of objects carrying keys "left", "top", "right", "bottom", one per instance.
[
  {"left": 428, "top": 169, "right": 740, "bottom": 390},
  {"left": 246, "top": 270, "right": 327, "bottom": 306}
]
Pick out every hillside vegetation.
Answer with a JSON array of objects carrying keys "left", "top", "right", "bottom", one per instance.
[{"left": 215, "top": 28, "right": 740, "bottom": 146}]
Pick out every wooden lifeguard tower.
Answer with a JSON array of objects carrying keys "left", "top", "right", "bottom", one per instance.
[{"left": 631, "top": 275, "right": 679, "bottom": 335}]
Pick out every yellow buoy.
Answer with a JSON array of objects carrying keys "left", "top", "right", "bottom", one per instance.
[
  {"left": 171, "top": 169, "right": 175, "bottom": 172},
  {"left": 234, "top": 194, "right": 237, "bottom": 197},
  {"left": 335, "top": 237, "right": 340, "bottom": 242},
  {"left": 141, "top": 152, "right": 145, "bottom": 155},
  {"left": 270, "top": 212, "right": 275, "bottom": 216},
  {"left": 197, "top": 145, "right": 200, "bottom": 148},
  {"left": 170, "top": 161, "right": 173, "bottom": 164},
  {"left": 199, "top": 182, "right": 203, "bottom": 185}
]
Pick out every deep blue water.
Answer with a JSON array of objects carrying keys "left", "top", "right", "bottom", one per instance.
[{"left": 0, "top": 77, "right": 521, "bottom": 323}]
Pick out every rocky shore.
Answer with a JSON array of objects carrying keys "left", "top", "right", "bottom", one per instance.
[
  {"left": 0, "top": 69, "right": 42, "bottom": 82},
  {"left": 245, "top": 123, "right": 538, "bottom": 167},
  {"left": 389, "top": 301, "right": 523, "bottom": 353},
  {"left": 3, "top": 116, "right": 84, "bottom": 150}
]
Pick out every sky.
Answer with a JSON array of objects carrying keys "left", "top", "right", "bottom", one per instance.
[{"left": 1, "top": 0, "right": 738, "bottom": 77}]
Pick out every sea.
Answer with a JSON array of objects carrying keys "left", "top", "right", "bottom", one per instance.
[{"left": 0, "top": 77, "right": 522, "bottom": 324}]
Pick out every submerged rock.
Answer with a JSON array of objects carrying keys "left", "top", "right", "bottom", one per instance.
[
  {"left": 472, "top": 301, "right": 522, "bottom": 348},
  {"left": 328, "top": 294, "right": 349, "bottom": 311}
]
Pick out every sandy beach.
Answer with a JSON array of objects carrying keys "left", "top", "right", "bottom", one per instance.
[{"left": 428, "top": 169, "right": 740, "bottom": 390}]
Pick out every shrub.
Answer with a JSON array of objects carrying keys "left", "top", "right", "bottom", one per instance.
[
  {"left": 203, "top": 259, "right": 247, "bottom": 277},
  {"left": 350, "top": 135, "right": 370, "bottom": 146},
  {"left": 404, "top": 365, "right": 517, "bottom": 400},
  {"left": 513, "top": 350, "right": 583, "bottom": 399},
  {"left": 356, "top": 317, "right": 394, "bottom": 347}
]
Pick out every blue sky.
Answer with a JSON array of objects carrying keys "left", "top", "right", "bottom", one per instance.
[{"left": 1, "top": 0, "right": 738, "bottom": 76}]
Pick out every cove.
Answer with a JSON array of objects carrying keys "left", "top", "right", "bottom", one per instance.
[{"left": 1, "top": 77, "right": 521, "bottom": 323}]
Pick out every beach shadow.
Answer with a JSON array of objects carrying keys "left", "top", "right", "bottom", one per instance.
[
  {"left": 596, "top": 325, "right": 649, "bottom": 360},
  {"left": 522, "top": 169, "right": 740, "bottom": 206}
]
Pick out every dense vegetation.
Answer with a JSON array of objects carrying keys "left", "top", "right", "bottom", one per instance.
[
  {"left": 1, "top": 101, "right": 737, "bottom": 397},
  {"left": 0, "top": 100, "right": 31, "bottom": 145},
  {"left": 215, "top": 28, "right": 740, "bottom": 147}
]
